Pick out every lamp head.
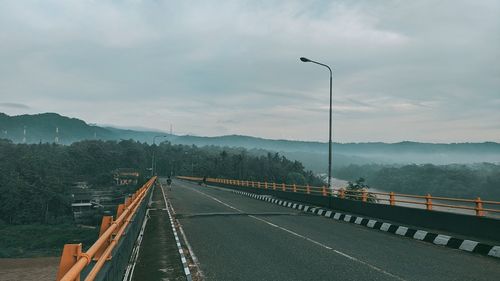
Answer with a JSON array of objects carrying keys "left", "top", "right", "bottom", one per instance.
[{"left": 300, "top": 57, "right": 310, "bottom": 62}]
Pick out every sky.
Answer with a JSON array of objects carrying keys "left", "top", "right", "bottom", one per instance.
[{"left": 0, "top": 0, "right": 499, "bottom": 143}]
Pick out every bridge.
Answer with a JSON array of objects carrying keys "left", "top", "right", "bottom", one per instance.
[{"left": 55, "top": 176, "right": 500, "bottom": 281}]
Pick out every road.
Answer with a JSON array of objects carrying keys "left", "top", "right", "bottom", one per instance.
[{"left": 167, "top": 179, "right": 500, "bottom": 281}]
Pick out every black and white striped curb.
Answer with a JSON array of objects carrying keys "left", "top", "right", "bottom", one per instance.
[
  {"left": 231, "top": 190, "right": 500, "bottom": 260},
  {"left": 163, "top": 185, "right": 193, "bottom": 281}
]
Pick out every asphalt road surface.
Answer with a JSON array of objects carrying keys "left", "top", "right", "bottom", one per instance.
[{"left": 167, "top": 179, "right": 500, "bottom": 281}]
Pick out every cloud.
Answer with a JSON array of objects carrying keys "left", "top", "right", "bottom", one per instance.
[
  {"left": 0, "top": 102, "right": 30, "bottom": 109},
  {"left": 0, "top": 0, "right": 499, "bottom": 142}
]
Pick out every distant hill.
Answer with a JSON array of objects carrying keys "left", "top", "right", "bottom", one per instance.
[
  {"left": 0, "top": 112, "right": 168, "bottom": 144},
  {"left": 2, "top": 112, "right": 500, "bottom": 172}
]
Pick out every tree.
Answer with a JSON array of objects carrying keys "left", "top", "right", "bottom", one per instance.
[{"left": 343, "top": 178, "right": 377, "bottom": 203}]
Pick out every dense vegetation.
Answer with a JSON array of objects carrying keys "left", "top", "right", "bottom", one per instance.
[
  {"left": 0, "top": 138, "right": 321, "bottom": 225},
  {"left": 334, "top": 163, "right": 500, "bottom": 200},
  {"left": 3, "top": 113, "right": 500, "bottom": 173}
]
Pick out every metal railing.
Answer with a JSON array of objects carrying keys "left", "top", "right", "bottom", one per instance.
[
  {"left": 56, "top": 176, "right": 157, "bottom": 281},
  {"left": 177, "top": 176, "right": 500, "bottom": 218}
]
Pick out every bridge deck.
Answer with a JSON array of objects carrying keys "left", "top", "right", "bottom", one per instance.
[{"left": 139, "top": 179, "right": 499, "bottom": 281}]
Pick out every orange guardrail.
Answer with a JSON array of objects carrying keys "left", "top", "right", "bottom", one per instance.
[
  {"left": 177, "top": 176, "right": 500, "bottom": 217},
  {"left": 56, "top": 176, "right": 157, "bottom": 281}
]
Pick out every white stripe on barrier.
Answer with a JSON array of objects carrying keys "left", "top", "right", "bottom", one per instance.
[
  {"left": 354, "top": 217, "right": 363, "bottom": 225},
  {"left": 459, "top": 240, "right": 479, "bottom": 252},
  {"left": 488, "top": 246, "right": 500, "bottom": 258},
  {"left": 380, "top": 223, "right": 391, "bottom": 232},
  {"left": 367, "top": 220, "right": 377, "bottom": 228},
  {"left": 413, "top": 230, "right": 428, "bottom": 240},
  {"left": 433, "top": 234, "right": 451, "bottom": 246},
  {"left": 395, "top": 226, "right": 408, "bottom": 236}
]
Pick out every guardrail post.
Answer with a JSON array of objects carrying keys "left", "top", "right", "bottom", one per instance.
[
  {"left": 389, "top": 192, "right": 395, "bottom": 206},
  {"left": 306, "top": 184, "right": 310, "bottom": 194},
  {"left": 425, "top": 194, "right": 432, "bottom": 210},
  {"left": 94, "top": 216, "right": 113, "bottom": 260},
  {"left": 282, "top": 183, "right": 286, "bottom": 192},
  {"left": 339, "top": 188, "right": 345, "bottom": 199},
  {"left": 475, "top": 197, "right": 484, "bottom": 216},
  {"left": 56, "top": 243, "right": 82, "bottom": 281},
  {"left": 293, "top": 184, "right": 297, "bottom": 193},
  {"left": 116, "top": 203, "right": 126, "bottom": 219},
  {"left": 273, "top": 183, "right": 276, "bottom": 190},
  {"left": 362, "top": 190, "right": 367, "bottom": 202},
  {"left": 125, "top": 196, "right": 132, "bottom": 207},
  {"left": 322, "top": 186, "right": 327, "bottom": 196},
  {"left": 257, "top": 182, "right": 261, "bottom": 188},
  {"left": 265, "top": 182, "right": 268, "bottom": 189}
]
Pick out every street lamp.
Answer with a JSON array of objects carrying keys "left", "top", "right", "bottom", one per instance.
[
  {"left": 152, "top": 135, "right": 168, "bottom": 176},
  {"left": 300, "top": 57, "right": 333, "bottom": 194}
]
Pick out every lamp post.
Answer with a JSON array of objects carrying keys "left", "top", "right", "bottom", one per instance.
[
  {"left": 152, "top": 135, "right": 168, "bottom": 176},
  {"left": 300, "top": 57, "right": 333, "bottom": 193}
]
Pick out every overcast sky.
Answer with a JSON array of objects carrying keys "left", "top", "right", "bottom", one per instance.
[{"left": 1, "top": 0, "right": 499, "bottom": 143}]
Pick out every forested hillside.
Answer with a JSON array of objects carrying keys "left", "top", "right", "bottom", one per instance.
[
  {"left": 334, "top": 163, "right": 500, "bottom": 200},
  {"left": 0, "top": 139, "right": 321, "bottom": 225},
  {"left": 2, "top": 113, "right": 500, "bottom": 174}
]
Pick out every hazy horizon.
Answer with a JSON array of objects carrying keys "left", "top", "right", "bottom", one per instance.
[
  {"left": 2, "top": 111, "right": 500, "bottom": 145},
  {"left": 1, "top": 1, "right": 499, "bottom": 143}
]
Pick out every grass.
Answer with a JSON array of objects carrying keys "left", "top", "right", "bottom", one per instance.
[{"left": 0, "top": 223, "right": 98, "bottom": 258}]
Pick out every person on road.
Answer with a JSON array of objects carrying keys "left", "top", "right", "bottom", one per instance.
[
  {"left": 202, "top": 176, "right": 207, "bottom": 186},
  {"left": 166, "top": 176, "right": 172, "bottom": 190}
]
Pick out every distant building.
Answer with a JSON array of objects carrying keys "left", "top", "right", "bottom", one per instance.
[
  {"left": 72, "top": 181, "right": 90, "bottom": 189},
  {"left": 113, "top": 168, "right": 139, "bottom": 186},
  {"left": 71, "top": 193, "right": 93, "bottom": 210},
  {"left": 71, "top": 193, "right": 97, "bottom": 223}
]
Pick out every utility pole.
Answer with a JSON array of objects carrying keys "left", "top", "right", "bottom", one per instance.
[{"left": 152, "top": 135, "right": 168, "bottom": 176}]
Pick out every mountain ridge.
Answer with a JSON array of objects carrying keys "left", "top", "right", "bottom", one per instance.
[{"left": 2, "top": 112, "right": 499, "bottom": 172}]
